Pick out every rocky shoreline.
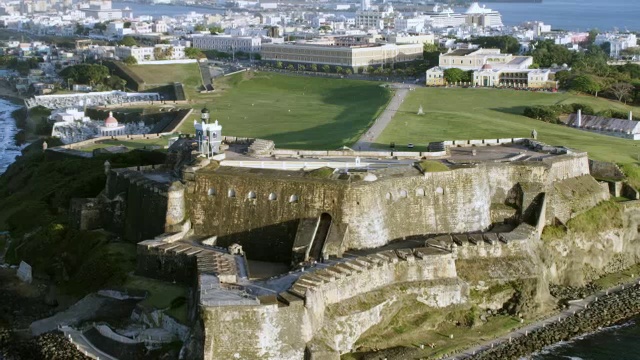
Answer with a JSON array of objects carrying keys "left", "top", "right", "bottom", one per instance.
[{"left": 465, "top": 282, "right": 640, "bottom": 360}]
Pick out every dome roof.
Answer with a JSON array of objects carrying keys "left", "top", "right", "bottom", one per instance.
[
  {"left": 105, "top": 111, "right": 119, "bottom": 127},
  {"left": 481, "top": 63, "right": 493, "bottom": 70}
]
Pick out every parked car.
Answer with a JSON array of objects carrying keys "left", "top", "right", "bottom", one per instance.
[{"left": 407, "top": 143, "right": 414, "bottom": 148}]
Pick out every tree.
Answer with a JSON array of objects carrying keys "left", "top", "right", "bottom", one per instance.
[
  {"left": 444, "top": 68, "right": 467, "bottom": 83},
  {"left": 471, "top": 36, "right": 521, "bottom": 54},
  {"left": 297, "top": 64, "right": 306, "bottom": 72},
  {"left": 529, "top": 40, "right": 574, "bottom": 68},
  {"left": 310, "top": 64, "right": 318, "bottom": 72},
  {"left": 366, "top": 66, "right": 374, "bottom": 74},
  {"left": 153, "top": 47, "right": 166, "bottom": 60},
  {"left": 59, "top": 64, "right": 110, "bottom": 86},
  {"left": 123, "top": 56, "right": 137, "bottom": 65},
  {"left": 609, "top": 82, "right": 634, "bottom": 102},
  {"left": 345, "top": 69, "right": 353, "bottom": 75},
  {"left": 185, "top": 47, "right": 205, "bottom": 59},
  {"left": 123, "top": 21, "right": 132, "bottom": 29},
  {"left": 570, "top": 74, "right": 602, "bottom": 96},
  {"left": 335, "top": 66, "right": 343, "bottom": 74},
  {"left": 318, "top": 25, "right": 331, "bottom": 32},
  {"left": 276, "top": 61, "right": 283, "bottom": 69},
  {"left": 322, "top": 65, "right": 330, "bottom": 73},
  {"left": 209, "top": 26, "right": 224, "bottom": 34},
  {"left": 286, "top": 64, "right": 295, "bottom": 71},
  {"left": 94, "top": 22, "right": 107, "bottom": 32},
  {"left": 194, "top": 24, "right": 207, "bottom": 32},
  {"left": 119, "top": 36, "right": 137, "bottom": 47},
  {"left": 554, "top": 70, "right": 571, "bottom": 88}
]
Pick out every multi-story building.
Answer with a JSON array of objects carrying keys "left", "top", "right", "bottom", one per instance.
[
  {"left": 386, "top": 34, "right": 435, "bottom": 46},
  {"left": 261, "top": 42, "right": 423, "bottom": 70},
  {"left": 426, "top": 64, "right": 558, "bottom": 89},
  {"left": 82, "top": 0, "right": 126, "bottom": 21},
  {"left": 438, "top": 48, "right": 533, "bottom": 70},
  {"left": 595, "top": 33, "right": 637, "bottom": 58},
  {"left": 395, "top": 17, "right": 428, "bottom": 33},
  {"left": 115, "top": 45, "right": 154, "bottom": 62},
  {"left": 355, "top": 10, "right": 384, "bottom": 30},
  {"left": 115, "top": 44, "right": 186, "bottom": 62},
  {"left": 192, "top": 35, "right": 262, "bottom": 53}
]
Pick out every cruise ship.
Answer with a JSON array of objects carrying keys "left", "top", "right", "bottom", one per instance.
[{"left": 424, "top": 2, "right": 503, "bottom": 29}]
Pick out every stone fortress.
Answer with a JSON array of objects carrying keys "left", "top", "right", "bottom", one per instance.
[{"left": 71, "top": 114, "right": 640, "bottom": 360}]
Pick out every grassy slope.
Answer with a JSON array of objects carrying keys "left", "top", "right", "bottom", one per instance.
[
  {"left": 128, "top": 64, "right": 392, "bottom": 149},
  {"left": 376, "top": 88, "right": 640, "bottom": 163}
]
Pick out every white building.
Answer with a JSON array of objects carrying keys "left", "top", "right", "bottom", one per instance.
[
  {"left": 100, "top": 112, "right": 126, "bottom": 136},
  {"left": 464, "top": 2, "right": 503, "bottom": 28},
  {"left": 355, "top": 10, "right": 384, "bottom": 30},
  {"left": 395, "top": 17, "right": 428, "bottom": 33},
  {"left": 192, "top": 35, "right": 261, "bottom": 53},
  {"left": 595, "top": 33, "right": 638, "bottom": 58},
  {"left": 115, "top": 45, "right": 187, "bottom": 62}
]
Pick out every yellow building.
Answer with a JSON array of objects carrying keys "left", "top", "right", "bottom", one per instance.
[{"left": 261, "top": 42, "right": 423, "bottom": 70}]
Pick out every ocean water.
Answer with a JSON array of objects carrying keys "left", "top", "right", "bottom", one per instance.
[
  {"left": 115, "top": 0, "right": 640, "bottom": 32},
  {"left": 486, "top": 0, "right": 640, "bottom": 32},
  {"left": 530, "top": 318, "right": 640, "bottom": 359},
  {"left": 0, "top": 98, "right": 22, "bottom": 175}
]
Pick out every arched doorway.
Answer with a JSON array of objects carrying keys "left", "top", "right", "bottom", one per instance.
[{"left": 309, "top": 213, "right": 332, "bottom": 261}]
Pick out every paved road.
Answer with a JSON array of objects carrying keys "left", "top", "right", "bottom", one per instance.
[
  {"left": 444, "top": 277, "right": 640, "bottom": 360},
  {"left": 353, "top": 85, "right": 411, "bottom": 151},
  {"left": 60, "top": 326, "right": 118, "bottom": 360}
]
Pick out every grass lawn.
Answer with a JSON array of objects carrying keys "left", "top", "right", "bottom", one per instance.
[
  {"left": 78, "top": 136, "right": 173, "bottom": 152},
  {"left": 376, "top": 88, "right": 640, "bottom": 164},
  {"left": 130, "top": 63, "right": 203, "bottom": 88},
  {"left": 186, "top": 72, "right": 391, "bottom": 149},
  {"left": 127, "top": 65, "right": 392, "bottom": 149}
]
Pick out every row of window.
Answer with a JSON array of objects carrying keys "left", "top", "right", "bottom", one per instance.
[{"left": 208, "top": 188, "right": 299, "bottom": 203}]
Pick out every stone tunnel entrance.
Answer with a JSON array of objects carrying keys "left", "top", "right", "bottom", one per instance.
[{"left": 309, "top": 213, "right": 332, "bottom": 261}]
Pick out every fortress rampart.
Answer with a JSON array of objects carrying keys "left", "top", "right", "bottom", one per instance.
[{"left": 184, "top": 152, "right": 594, "bottom": 260}]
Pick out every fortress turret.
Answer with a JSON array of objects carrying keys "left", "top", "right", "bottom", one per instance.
[{"left": 194, "top": 106, "right": 222, "bottom": 158}]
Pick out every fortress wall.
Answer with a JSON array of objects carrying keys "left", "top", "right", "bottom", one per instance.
[
  {"left": 187, "top": 172, "right": 347, "bottom": 262},
  {"left": 200, "top": 302, "right": 309, "bottom": 360},
  {"left": 547, "top": 175, "right": 610, "bottom": 224},
  {"left": 124, "top": 182, "right": 169, "bottom": 243},
  {"left": 343, "top": 167, "right": 493, "bottom": 249},
  {"left": 342, "top": 164, "right": 548, "bottom": 250},
  {"left": 544, "top": 154, "right": 590, "bottom": 182}
]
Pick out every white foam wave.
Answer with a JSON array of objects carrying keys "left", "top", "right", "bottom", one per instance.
[{"left": 0, "top": 98, "right": 24, "bottom": 174}]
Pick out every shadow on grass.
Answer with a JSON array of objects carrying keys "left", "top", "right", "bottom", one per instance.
[{"left": 264, "top": 84, "right": 392, "bottom": 149}]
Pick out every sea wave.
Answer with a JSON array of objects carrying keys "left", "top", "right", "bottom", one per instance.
[{"left": 0, "top": 98, "right": 24, "bottom": 174}]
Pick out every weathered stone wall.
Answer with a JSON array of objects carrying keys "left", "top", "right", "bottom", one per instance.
[
  {"left": 543, "top": 201, "right": 640, "bottom": 286},
  {"left": 184, "top": 155, "right": 593, "bottom": 256},
  {"left": 546, "top": 175, "right": 610, "bottom": 224},
  {"left": 200, "top": 302, "right": 308, "bottom": 360},
  {"left": 186, "top": 170, "right": 347, "bottom": 262}
]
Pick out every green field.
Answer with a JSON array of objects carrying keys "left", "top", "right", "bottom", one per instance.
[
  {"left": 376, "top": 88, "right": 640, "bottom": 164},
  {"left": 198, "top": 73, "right": 391, "bottom": 149},
  {"left": 126, "top": 64, "right": 392, "bottom": 149},
  {"left": 130, "top": 63, "right": 203, "bottom": 88}
]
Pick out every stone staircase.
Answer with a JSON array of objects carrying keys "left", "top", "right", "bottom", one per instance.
[{"left": 247, "top": 139, "right": 275, "bottom": 157}]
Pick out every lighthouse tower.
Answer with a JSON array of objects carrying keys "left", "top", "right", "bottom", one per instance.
[{"left": 194, "top": 107, "right": 222, "bottom": 158}]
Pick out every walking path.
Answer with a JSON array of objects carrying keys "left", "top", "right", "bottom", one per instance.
[
  {"left": 444, "top": 277, "right": 640, "bottom": 360},
  {"left": 60, "top": 325, "right": 118, "bottom": 360},
  {"left": 353, "top": 84, "right": 411, "bottom": 151}
]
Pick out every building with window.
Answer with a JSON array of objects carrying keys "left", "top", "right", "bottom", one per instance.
[
  {"left": 438, "top": 48, "right": 533, "bottom": 70},
  {"left": 192, "top": 35, "right": 262, "bottom": 54},
  {"left": 261, "top": 42, "right": 423, "bottom": 71}
]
